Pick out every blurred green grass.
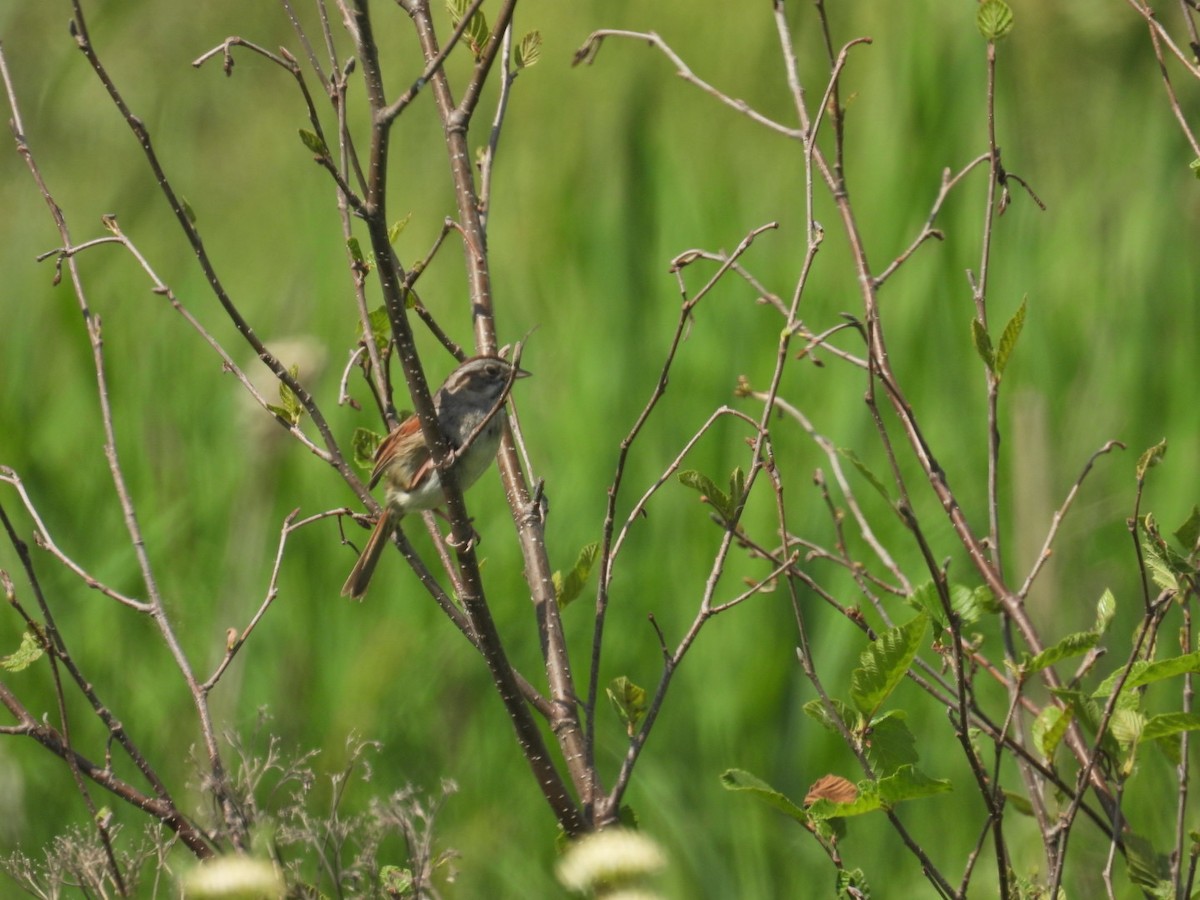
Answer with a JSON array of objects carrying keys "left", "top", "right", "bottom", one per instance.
[{"left": 1, "top": 0, "right": 1197, "bottom": 896}]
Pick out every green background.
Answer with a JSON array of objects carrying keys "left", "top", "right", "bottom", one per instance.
[{"left": 0, "top": 0, "right": 1197, "bottom": 896}]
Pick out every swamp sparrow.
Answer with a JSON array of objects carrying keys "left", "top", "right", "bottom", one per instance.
[{"left": 341, "top": 355, "right": 530, "bottom": 599}]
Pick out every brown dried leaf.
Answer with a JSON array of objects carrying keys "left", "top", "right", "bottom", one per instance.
[{"left": 804, "top": 774, "right": 858, "bottom": 807}]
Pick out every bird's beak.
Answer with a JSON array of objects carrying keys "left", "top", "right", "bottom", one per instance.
[{"left": 514, "top": 366, "right": 532, "bottom": 379}]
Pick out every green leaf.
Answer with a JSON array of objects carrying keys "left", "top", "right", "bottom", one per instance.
[
  {"left": 514, "top": 30, "right": 542, "bottom": 69},
  {"left": 951, "top": 583, "right": 998, "bottom": 626},
  {"left": 617, "top": 805, "right": 639, "bottom": 830},
  {"left": 728, "top": 467, "right": 746, "bottom": 516},
  {"left": 1136, "top": 438, "right": 1167, "bottom": 481},
  {"left": 907, "top": 581, "right": 946, "bottom": 629},
  {"left": 1022, "top": 631, "right": 1100, "bottom": 676},
  {"left": 1031, "top": 704, "right": 1072, "bottom": 760},
  {"left": 1051, "top": 688, "right": 1116, "bottom": 755},
  {"left": 910, "top": 582, "right": 996, "bottom": 630},
  {"left": 1110, "top": 708, "right": 1144, "bottom": 747},
  {"left": 1140, "top": 712, "right": 1200, "bottom": 744},
  {"left": 806, "top": 785, "right": 881, "bottom": 820},
  {"left": 352, "top": 427, "right": 382, "bottom": 471},
  {"left": 807, "top": 765, "right": 949, "bottom": 820},
  {"left": 1093, "top": 650, "right": 1200, "bottom": 698},
  {"left": 835, "top": 869, "right": 871, "bottom": 900},
  {"left": 837, "top": 447, "right": 893, "bottom": 504},
  {"left": 1173, "top": 505, "right": 1200, "bottom": 554},
  {"left": 977, "top": 0, "right": 1014, "bottom": 41},
  {"left": 298, "top": 128, "right": 329, "bottom": 158},
  {"left": 803, "top": 697, "right": 861, "bottom": 735},
  {"left": 971, "top": 317, "right": 994, "bottom": 373},
  {"left": 1137, "top": 532, "right": 1185, "bottom": 595},
  {"left": 719, "top": 769, "right": 807, "bottom": 823},
  {"left": 875, "top": 764, "right": 951, "bottom": 807},
  {"left": 1192, "top": 158, "right": 1200, "bottom": 180},
  {"left": 553, "top": 541, "right": 600, "bottom": 609},
  {"left": 1094, "top": 588, "right": 1116, "bottom": 634},
  {"left": 446, "top": 0, "right": 490, "bottom": 59},
  {"left": 678, "top": 470, "right": 732, "bottom": 521},
  {"left": 864, "top": 710, "right": 919, "bottom": 776},
  {"left": 180, "top": 196, "right": 197, "bottom": 225},
  {"left": 273, "top": 364, "right": 304, "bottom": 425},
  {"left": 1142, "top": 538, "right": 1183, "bottom": 593},
  {"left": 994, "top": 295, "right": 1027, "bottom": 378},
  {"left": 850, "top": 613, "right": 928, "bottom": 717},
  {"left": 1125, "top": 831, "right": 1172, "bottom": 889},
  {"left": 380, "top": 866, "right": 414, "bottom": 895},
  {"left": 1, "top": 630, "right": 45, "bottom": 672},
  {"left": 607, "top": 676, "right": 647, "bottom": 737},
  {"left": 387, "top": 213, "right": 413, "bottom": 245},
  {"left": 1002, "top": 789, "right": 1035, "bottom": 817},
  {"left": 359, "top": 304, "right": 391, "bottom": 353},
  {"left": 347, "top": 236, "right": 367, "bottom": 268}
]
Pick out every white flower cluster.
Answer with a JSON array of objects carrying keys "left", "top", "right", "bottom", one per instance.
[{"left": 555, "top": 827, "right": 667, "bottom": 897}]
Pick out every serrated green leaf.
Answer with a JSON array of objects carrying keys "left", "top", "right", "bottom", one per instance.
[
  {"left": 1051, "top": 688, "right": 1110, "bottom": 751},
  {"left": 803, "top": 697, "right": 861, "bottom": 734},
  {"left": 808, "top": 765, "right": 949, "bottom": 820},
  {"left": 446, "top": 0, "right": 490, "bottom": 59},
  {"left": 1093, "top": 650, "right": 1200, "bottom": 698},
  {"left": 380, "top": 866, "right": 414, "bottom": 894},
  {"left": 835, "top": 869, "right": 871, "bottom": 899},
  {"left": 678, "top": 470, "right": 732, "bottom": 521},
  {"left": 607, "top": 676, "right": 647, "bottom": 737},
  {"left": 1032, "top": 703, "right": 1072, "bottom": 760},
  {"left": 1110, "top": 708, "right": 1144, "bottom": 746},
  {"left": 906, "top": 581, "right": 946, "bottom": 630},
  {"left": 1095, "top": 588, "right": 1116, "bottom": 633},
  {"left": 352, "top": 427, "right": 382, "bottom": 471},
  {"left": 971, "top": 318, "right": 994, "bottom": 373},
  {"left": 1142, "top": 539, "right": 1182, "bottom": 593},
  {"left": 728, "top": 467, "right": 746, "bottom": 513},
  {"left": 1141, "top": 712, "right": 1200, "bottom": 744},
  {"left": 837, "top": 447, "right": 893, "bottom": 504},
  {"left": 515, "top": 30, "right": 542, "bottom": 69},
  {"left": 359, "top": 304, "right": 392, "bottom": 353},
  {"left": 1173, "top": 505, "right": 1200, "bottom": 554},
  {"left": 1, "top": 630, "right": 45, "bottom": 672},
  {"left": 282, "top": 374, "right": 305, "bottom": 415},
  {"left": 387, "top": 213, "right": 413, "bottom": 245},
  {"left": 875, "top": 764, "right": 951, "bottom": 806},
  {"left": 908, "top": 582, "right": 995, "bottom": 630},
  {"left": 553, "top": 541, "right": 600, "bottom": 609},
  {"left": 864, "top": 710, "right": 918, "bottom": 776},
  {"left": 952, "top": 583, "right": 999, "bottom": 626},
  {"left": 1125, "top": 831, "right": 1172, "bottom": 889},
  {"left": 299, "top": 128, "right": 329, "bottom": 158},
  {"left": 276, "top": 364, "right": 304, "bottom": 425},
  {"left": 850, "top": 613, "right": 928, "bottom": 717},
  {"left": 806, "top": 785, "right": 882, "bottom": 820},
  {"left": 994, "top": 296, "right": 1026, "bottom": 378},
  {"left": 1136, "top": 438, "right": 1167, "bottom": 481},
  {"left": 1023, "top": 631, "right": 1100, "bottom": 676},
  {"left": 977, "top": 0, "right": 1014, "bottom": 41},
  {"left": 719, "top": 769, "right": 807, "bottom": 823}
]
